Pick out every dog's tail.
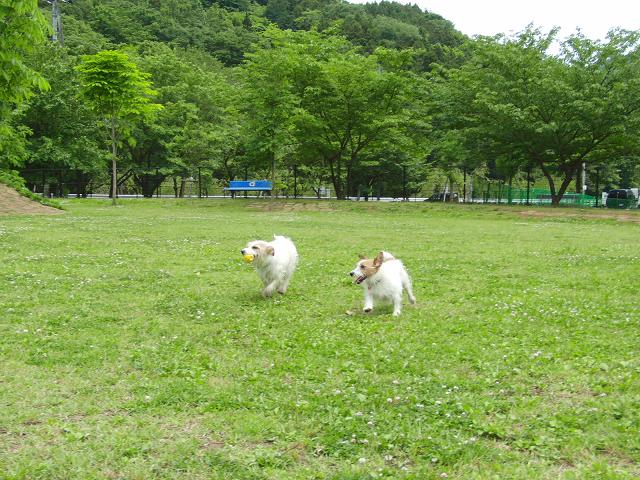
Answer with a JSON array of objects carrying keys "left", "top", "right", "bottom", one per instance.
[{"left": 402, "top": 269, "right": 416, "bottom": 305}]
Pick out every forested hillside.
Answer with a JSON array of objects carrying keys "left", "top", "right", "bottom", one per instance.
[{"left": 3, "top": 0, "right": 640, "bottom": 202}]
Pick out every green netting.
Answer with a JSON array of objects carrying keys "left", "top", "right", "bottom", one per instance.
[{"left": 472, "top": 185, "right": 596, "bottom": 206}]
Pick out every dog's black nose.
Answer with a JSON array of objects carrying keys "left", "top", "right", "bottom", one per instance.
[
  {"left": 349, "top": 272, "right": 354, "bottom": 276},
  {"left": 240, "top": 249, "right": 245, "bottom": 254}
]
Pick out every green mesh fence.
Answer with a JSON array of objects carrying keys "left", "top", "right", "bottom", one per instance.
[{"left": 472, "top": 185, "right": 596, "bottom": 206}]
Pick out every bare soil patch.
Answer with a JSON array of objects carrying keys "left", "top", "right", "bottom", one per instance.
[
  {"left": 0, "top": 184, "right": 63, "bottom": 216},
  {"left": 247, "top": 201, "right": 336, "bottom": 212},
  {"left": 518, "top": 208, "right": 640, "bottom": 224}
]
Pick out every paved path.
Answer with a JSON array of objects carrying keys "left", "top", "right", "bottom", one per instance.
[{"left": 0, "top": 184, "right": 63, "bottom": 215}]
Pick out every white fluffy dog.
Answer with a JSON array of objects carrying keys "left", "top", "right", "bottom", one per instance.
[
  {"left": 241, "top": 235, "right": 298, "bottom": 297},
  {"left": 349, "top": 251, "right": 416, "bottom": 316}
]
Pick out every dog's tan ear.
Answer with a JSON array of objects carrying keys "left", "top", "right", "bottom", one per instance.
[
  {"left": 373, "top": 251, "right": 384, "bottom": 267},
  {"left": 358, "top": 253, "right": 367, "bottom": 260},
  {"left": 266, "top": 246, "right": 275, "bottom": 256}
]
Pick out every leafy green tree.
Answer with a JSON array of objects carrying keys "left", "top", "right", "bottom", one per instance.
[
  {"left": 242, "top": 27, "right": 303, "bottom": 197},
  {"left": 65, "top": 0, "right": 258, "bottom": 66},
  {"left": 76, "top": 50, "right": 161, "bottom": 204},
  {"left": 434, "top": 28, "right": 640, "bottom": 205},
  {"left": 0, "top": 0, "right": 50, "bottom": 168},
  {"left": 21, "top": 44, "right": 109, "bottom": 196},
  {"left": 131, "top": 43, "right": 242, "bottom": 196},
  {"left": 244, "top": 28, "right": 430, "bottom": 199},
  {"left": 296, "top": 46, "right": 430, "bottom": 198}
]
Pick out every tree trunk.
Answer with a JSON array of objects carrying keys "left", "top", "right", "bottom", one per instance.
[
  {"left": 75, "top": 171, "right": 90, "bottom": 198},
  {"left": 271, "top": 150, "right": 276, "bottom": 199},
  {"left": 134, "top": 173, "right": 166, "bottom": 198},
  {"left": 326, "top": 154, "right": 345, "bottom": 199},
  {"left": 172, "top": 177, "right": 178, "bottom": 197},
  {"left": 575, "top": 163, "right": 581, "bottom": 194},
  {"left": 110, "top": 118, "right": 117, "bottom": 205},
  {"left": 552, "top": 175, "right": 576, "bottom": 206},
  {"left": 543, "top": 162, "right": 579, "bottom": 206},
  {"left": 179, "top": 177, "right": 186, "bottom": 197}
]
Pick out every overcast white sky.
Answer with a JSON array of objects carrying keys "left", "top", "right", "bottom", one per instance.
[{"left": 348, "top": 0, "right": 640, "bottom": 41}]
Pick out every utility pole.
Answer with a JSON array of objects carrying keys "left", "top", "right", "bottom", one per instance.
[{"left": 50, "top": 0, "right": 65, "bottom": 46}]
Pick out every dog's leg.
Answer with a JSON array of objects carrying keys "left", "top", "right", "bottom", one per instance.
[
  {"left": 363, "top": 289, "right": 374, "bottom": 313},
  {"left": 402, "top": 271, "right": 416, "bottom": 305},
  {"left": 277, "top": 276, "right": 290, "bottom": 295},
  {"left": 392, "top": 293, "right": 403, "bottom": 317},
  {"left": 262, "top": 281, "right": 278, "bottom": 298}
]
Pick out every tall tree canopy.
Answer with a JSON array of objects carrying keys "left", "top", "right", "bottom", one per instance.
[
  {"left": 432, "top": 28, "right": 640, "bottom": 204},
  {"left": 0, "top": 0, "right": 50, "bottom": 168},
  {"left": 76, "top": 50, "right": 161, "bottom": 204},
  {"left": 12, "top": 0, "right": 640, "bottom": 200}
]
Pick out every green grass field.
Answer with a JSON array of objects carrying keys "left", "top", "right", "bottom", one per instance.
[{"left": 1, "top": 200, "right": 639, "bottom": 479}]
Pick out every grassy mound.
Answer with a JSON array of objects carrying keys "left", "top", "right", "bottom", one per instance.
[{"left": 0, "top": 170, "right": 63, "bottom": 212}]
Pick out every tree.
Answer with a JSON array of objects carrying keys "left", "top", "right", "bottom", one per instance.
[
  {"left": 244, "top": 28, "right": 430, "bottom": 199},
  {"left": 434, "top": 28, "right": 640, "bottom": 205},
  {"left": 242, "top": 27, "right": 303, "bottom": 197},
  {"left": 0, "top": 0, "right": 50, "bottom": 168},
  {"left": 21, "top": 44, "right": 109, "bottom": 196},
  {"left": 296, "top": 46, "right": 430, "bottom": 199},
  {"left": 130, "top": 42, "right": 242, "bottom": 197},
  {"left": 76, "top": 50, "right": 161, "bottom": 204}
]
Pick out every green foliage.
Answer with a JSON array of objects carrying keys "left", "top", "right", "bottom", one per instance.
[
  {"left": 432, "top": 28, "right": 640, "bottom": 204},
  {"left": 0, "top": 0, "right": 50, "bottom": 168},
  {"left": 76, "top": 49, "right": 161, "bottom": 202},
  {"left": 76, "top": 49, "right": 161, "bottom": 122},
  {"left": 65, "top": 0, "right": 260, "bottom": 66},
  {"left": 292, "top": 0, "right": 464, "bottom": 67},
  {"left": 22, "top": 44, "right": 108, "bottom": 175},
  {"left": 243, "top": 28, "right": 431, "bottom": 198},
  {"left": 125, "top": 43, "right": 242, "bottom": 195},
  {"left": 9, "top": 0, "right": 637, "bottom": 200},
  {"left": 242, "top": 27, "right": 307, "bottom": 192},
  {"left": 0, "top": 0, "right": 50, "bottom": 107}
]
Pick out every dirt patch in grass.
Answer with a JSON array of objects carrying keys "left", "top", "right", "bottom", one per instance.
[
  {"left": 0, "top": 184, "right": 64, "bottom": 216},
  {"left": 247, "top": 201, "right": 336, "bottom": 212},
  {"left": 518, "top": 208, "right": 640, "bottom": 223}
]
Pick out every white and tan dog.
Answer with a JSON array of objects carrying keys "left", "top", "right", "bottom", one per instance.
[
  {"left": 349, "top": 251, "right": 415, "bottom": 316},
  {"left": 241, "top": 235, "right": 298, "bottom": 297}
]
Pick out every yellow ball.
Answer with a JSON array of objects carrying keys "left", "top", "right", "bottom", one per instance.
[{"left": 243, "top": 254, "right": 254, "bottom": 263}]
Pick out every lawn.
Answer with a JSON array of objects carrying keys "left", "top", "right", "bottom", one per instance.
[{"left": 1, "top": 199, "right": 639, "bottom": 479}]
